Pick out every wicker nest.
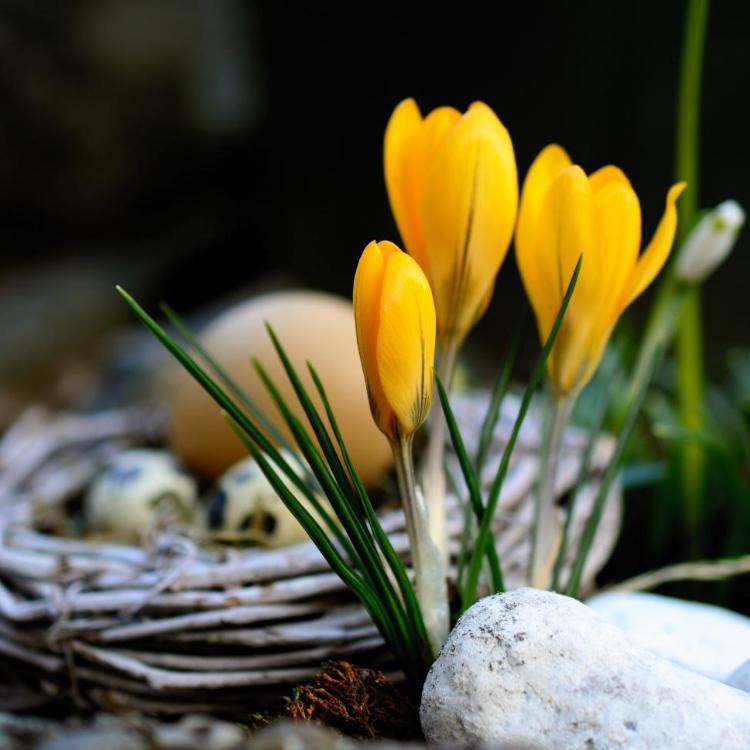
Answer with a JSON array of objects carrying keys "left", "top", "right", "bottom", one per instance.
[{"left": 0, "top": 392, "right": 620, "bottom": 717}]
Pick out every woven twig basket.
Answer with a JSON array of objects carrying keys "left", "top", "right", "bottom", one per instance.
[{"left": 0, "top": 392, "right": 620, "bottom": 717}]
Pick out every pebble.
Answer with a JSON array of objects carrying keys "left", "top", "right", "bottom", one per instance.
[
  {"left": 420, "top": 588, "right": 750, "bottom": 749},
  {"left": 727, "top": 659, "right": 750, "bottom": 693},
  {"left": 587, "top": 590, "right": 750, "bottom": 680}
]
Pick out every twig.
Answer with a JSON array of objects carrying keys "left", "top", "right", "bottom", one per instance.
[{"left": 607, "top": 554, "right": 750, "bottom": 593}]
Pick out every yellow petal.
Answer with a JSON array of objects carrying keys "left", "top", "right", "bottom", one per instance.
[
  {"left": 422, "top": 102, "right": 517, "bottom": 341},
  {"left": 353, "top": 240, "right": 396, "bottom": 437},
  {"left": 572, "top": 179, "right": 641, "bottom": 390},
  {"left": 515, "top": 144, "right": 572, "bottom": 338},
  {"left": 534, "top": 165, "right": 595, "bottom": 394},
  {"left": 517, "top": 144, "right": 572, "bottom": 250},
  {"left": 590, "top": 178, "right": 641, "bottom": 324},
  {"left": 403, "top": 106, "right": 461, "bottom": 270},
  {"left": 624, "top": 182, "right": 687, "bottom": 306},
  {"left": 384, "top": 99, "right": 423, "bottom": 262},
  {"left": 376, "top": 246, "right": 436, "bottom": 435},
  {"left": 588, "top": 165, "right": 633, "bottom": 194}
]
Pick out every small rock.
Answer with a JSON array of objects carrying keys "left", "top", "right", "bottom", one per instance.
[
  {"left": 587, "top": 591, "right": 750, "bottom": 680},
  {"left": 157, "top": 714, "right": 247, "bottom": 749},
  {"left": 727, "top": 659, "right": 750, "bottom": 693},
  {"left": 420, "top": 588, "right": 750, "bottom": 750},
  {"left": 249, "top": 721, "right": 351, "bottom": 749},
  {"left": 35, "top": 728, "right": 147, "bottom": 750}
]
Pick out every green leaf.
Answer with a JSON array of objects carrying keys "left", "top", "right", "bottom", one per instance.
[
  {"left": 263, "top": 324, "right": 360, "bottom": 511},
  {"left": 447, "top": 464, "right": 473, "bottom": 593},
  {"left": 475, "top": 309, "right": 527, "bottom": 473},
  {"left": 460, "top": 255, "right": 582, "bottom": 610},
  {"left": 117, "top": 288, "right": 320, "bottom": 512},
  {"left": 223, "top": 415, "right": 414, "bottom": 676},
  {"left": 435, "top": 374, "right": 504, "bottom": 593},
  {"left": 118, "top": 286, "right": 427, "bottom": 685},
  {"left": 251, "top": 349, "right": 423, "bottom": 669},
  {"left": 307, "top": 363, "right": 430, "bottom": 654}
]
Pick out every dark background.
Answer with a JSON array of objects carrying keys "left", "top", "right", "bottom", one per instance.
[{"left": 0, "top": 0, "right": 747, "bottom": 385}]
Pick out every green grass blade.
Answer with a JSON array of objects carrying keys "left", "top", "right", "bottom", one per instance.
[
  {"left": 118, "top": 288, "right": 316, "bottom": 503},
  {"left": 119, "top": 287, "right": 424, "bottom": 683},
  {"left": 461, "top": 255, "right": 582, "bottom": 610},
  {"left": 118, "top": 287, "right": 356, "bottom": 562},
  {"left": 307, "top": 363, "right": 430, "bottom": 652},
  {"left": 447, "top": 465, "right": 474, "bottom": 593},
  {"left": 475, "top": 308, "right": 527, "bottom": 473},
  {"left": 251, "top": 357, "right": 418, "bottom": 662},
  {"left": 251, "top": 358, "right": 379, "bottom": 561},
  {"left": 223, "top": 415, "right": 418, "bottom": 680},
  {"left": 435, "top": 375, "right": 504, "bottom": 593},
  {"left": 263, "top": 324, "right": 360, "bottom": 511}
]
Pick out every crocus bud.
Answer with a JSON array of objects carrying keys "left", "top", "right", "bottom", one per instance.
[
  {"left": 353, "top": 240, "right": 436, "bottom": 442},
  {"left": 676, "top": 200, "right": 745, "bottom": 283},
  {"left": 516, "top": 144, "right": 686, "bottom": 397},
  {"left": 384, "top": 99, "right": 517, "bottom": 344}
]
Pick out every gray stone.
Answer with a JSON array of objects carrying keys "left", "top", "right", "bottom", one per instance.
[
  {"left": 727, "top": 659, "right": 750, "bottom": 693},
  {"left": 587, "top": 590, "right": 750, "bottom": 680},
  {"left": 420, "top": 588, "right": 750, "bottom": 750}
]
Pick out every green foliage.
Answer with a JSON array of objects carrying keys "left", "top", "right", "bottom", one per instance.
[
  {"left": 118, "top": 287, "right": 431, "bottom": 688},
  {"left": 440, "top": 256, "right": 581, "bottom": 611}
]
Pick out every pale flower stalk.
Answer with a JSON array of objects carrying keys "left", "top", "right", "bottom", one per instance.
[
  {"left": 353, "top": 240, "right": 449, "bottom": 652},
  {"left": 676, "top": 200, "right": 745, "bottom": 283}
]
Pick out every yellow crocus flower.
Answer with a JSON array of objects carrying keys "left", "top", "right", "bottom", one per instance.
[
  {"left": 516, "top": 144, "right": 686, "bottom": 397},
  {"left": 353, "top": 239, "right": 449, "bottom": 651},
  {"left": 384, "top": 98, "right": 518, "bottom": 344},
  {"left": 353, "top": 240, "right": 436, "bottom": 442}
]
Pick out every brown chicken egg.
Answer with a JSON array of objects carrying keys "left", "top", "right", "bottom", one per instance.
[{"left": 165, "top": 290, "right": 393, "bottom": 486}]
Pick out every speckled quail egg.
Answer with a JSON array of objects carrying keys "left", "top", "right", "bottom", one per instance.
[
  {"left": 204, "top": 450, "right": 330, "bottom": 547},
  {"left": 85, "top": 449, "right": 198, "bottom": 541}
]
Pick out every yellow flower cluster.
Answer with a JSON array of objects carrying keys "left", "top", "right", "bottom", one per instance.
[{"left": 354, "top": 99, "right": 685, "bottom": 437}]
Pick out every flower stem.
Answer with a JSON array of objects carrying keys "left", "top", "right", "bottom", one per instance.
[
  {"left": 393, "top": 434, "right": 449, "bottom": 655},
  {"left": 421, "top": 336, "right": 460, "bottom": 564},
  {"left": 678, "top": 285, "right": 705, "bottom": 533},
  {"left": 529, "top": 393, "right": 574, "bottom": 588},
  {"left": 675, "top": 0, "right": 710, "bottom": 533}
]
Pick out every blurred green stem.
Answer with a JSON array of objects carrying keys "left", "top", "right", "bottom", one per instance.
[
  {"left": 572, "top": 0, "right": 711, "bottom": 594},
  {"left": 678, "top": 285, "right": 704, "bottom": 531},
  {"left": 675, "top": 0, "right": 709, "bottom": 533}
]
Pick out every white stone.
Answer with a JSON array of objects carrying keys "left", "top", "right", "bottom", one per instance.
[
  {"left": 586, "top": 591, "right": 750, "bottom": 681},
  {"left": 420, "top": 588, "right": 750, "bottom": 750},
  {"left": 727, "top": 659, "right": 750, "bottom": 693}
]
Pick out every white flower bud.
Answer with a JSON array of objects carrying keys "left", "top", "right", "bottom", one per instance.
[{"left": 676, "top": 200, "right": 745, "bottom": 282}]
